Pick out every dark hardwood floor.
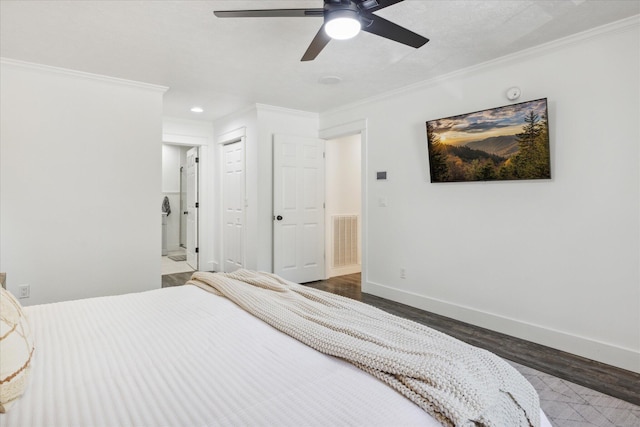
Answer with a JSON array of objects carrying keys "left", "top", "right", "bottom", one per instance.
[
  {"left": 161, "top": 271, "right": 193, "bottom": 288},
  {"left": 163, "top": 271, "right": 640, "bottom": 407},
  {"left": 305, "top": 273, "right": 640, "bottom": 407}
]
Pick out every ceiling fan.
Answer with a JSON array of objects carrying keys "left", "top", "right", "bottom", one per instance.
[{"left": 213, "top": 0, "right": 429, "bottom": 61}]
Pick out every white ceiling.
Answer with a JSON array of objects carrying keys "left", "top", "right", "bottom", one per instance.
[{"left": 1, "top": 1, "right": 638, "bottom": 121}]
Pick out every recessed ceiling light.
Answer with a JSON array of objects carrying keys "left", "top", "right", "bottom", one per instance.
[
  {"left": 190, "top": 107, "right": 204, "bottom": 113},
  {"left": 318, "top": 75, "right": 342, "bottom": 85}
]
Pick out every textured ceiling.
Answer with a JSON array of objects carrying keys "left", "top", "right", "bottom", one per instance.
[{"left": 1, "top": 1, "right": 638, "bottom": 121}]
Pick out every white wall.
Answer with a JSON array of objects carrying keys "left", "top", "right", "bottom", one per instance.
[
  {"left": 320, "top": 19, "right": 640, "bottom": 372},
  {"left": 162, "top": 144, "right": 181, "bottom": 192},
  {"left": 326, "top": 134, "right": 361, "bottom": 278},
  {"left": 162, "top": 117, "right": 215, "bottom": 271},
  {"left": 213, "top": 105, "right": 319, "bottom": 273},
  {"left": 0, "top": 59, "right": 167, "bottom": 305}
]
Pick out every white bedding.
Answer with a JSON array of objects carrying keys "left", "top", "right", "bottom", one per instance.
[{"left": 1, "top": 285, "right": 552, "bottom": 426}]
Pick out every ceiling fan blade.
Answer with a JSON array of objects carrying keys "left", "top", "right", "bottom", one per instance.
[
  {"left": 301, "top": 26, "right": 332, "bottom": 61},
  {"left": 359, "top": 0, "right": 405, "bottom": 13},
  {"left": 214, "top": 9, "right": 323, "bottom": 18},
  {"left": 361, "top": 14, "right": 428, "bottom": 48}
]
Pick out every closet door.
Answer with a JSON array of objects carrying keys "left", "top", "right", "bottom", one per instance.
[{"left": 222, "top": 140, "right": 245, "bottom": 272}]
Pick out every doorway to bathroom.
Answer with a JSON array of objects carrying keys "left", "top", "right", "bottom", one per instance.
[{"left": 162, "top": 143, "right": 198, "bottom": 275}]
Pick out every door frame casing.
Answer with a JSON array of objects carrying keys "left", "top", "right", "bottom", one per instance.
[
  {"left": 163, "top": 118, "right": 215, "bottom": 273},
  {"left": 319, "top": 119, "right": 368, "bottom": 284}
]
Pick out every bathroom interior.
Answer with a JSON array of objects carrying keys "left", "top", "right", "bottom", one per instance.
[{"left": 162, "top": 143, "right": 196, "bottom": 275}]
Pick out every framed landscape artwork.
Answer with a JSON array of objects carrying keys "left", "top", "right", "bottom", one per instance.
[{"left": 426, "top": 98, "right": 550, "bottom": 183}]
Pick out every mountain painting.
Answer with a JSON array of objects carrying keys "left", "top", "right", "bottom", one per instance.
[{"left": 426, "top": 98, "right": 551, "bottom": 183}]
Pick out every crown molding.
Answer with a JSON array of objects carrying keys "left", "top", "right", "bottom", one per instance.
[
  {"left": 213, "top": 103, "right": 258, "bottom": 124},
  {"left": 322, "top": 14, "right": 640, "bottom": 116},
  {"left": 163, "top": 116, "right": 215, "bottom": 128},
  {"left": 215, "top": 103, "right": 319, "bottom": 124},
  {"left": 0, "top": 57, "right": 168, "bottom": 92},
  {"left": 256, "top": 103, "right": 319, "bottom": 119}
]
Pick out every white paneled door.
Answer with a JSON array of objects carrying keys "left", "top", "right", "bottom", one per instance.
[
  {"left": 273, "top": 134, "right": 325, "bottom": 283},
  {"left": 223, "top": 141, "right": 245, "bottom": 272},
  {"left": 186, "top": 147, "right": 198, "bottom": 270}
]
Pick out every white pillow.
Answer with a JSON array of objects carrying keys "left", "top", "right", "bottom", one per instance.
[{"left": 0, "top": 287, "right": 35, "bottom": 413}]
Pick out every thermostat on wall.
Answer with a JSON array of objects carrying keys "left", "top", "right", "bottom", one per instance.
[{"left": 376, "top": 171, "right": 387, "bottom": 180}]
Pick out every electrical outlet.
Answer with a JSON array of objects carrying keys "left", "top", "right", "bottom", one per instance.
[
  {"left": 400, "top": 268, "right": 406, "bottom": 279},
  {"left": 18, "top": 284, "right": 30, "bottom": 299}
]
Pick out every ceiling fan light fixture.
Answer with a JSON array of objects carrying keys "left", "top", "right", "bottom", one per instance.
[
  {"left": 214, "top": 0, "right": 429, "bottom": 61},
  {"left": 324, "top": 10, "right": 361, "bottom": 40}
]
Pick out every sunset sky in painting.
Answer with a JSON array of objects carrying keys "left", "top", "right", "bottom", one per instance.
[{"left": 428, "top": 98, "right": 548, "bottom": 146}]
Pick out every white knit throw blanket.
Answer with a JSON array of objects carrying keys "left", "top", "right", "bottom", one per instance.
[{"left": 188, "top": 270, "right": 540, "bottom": 427}]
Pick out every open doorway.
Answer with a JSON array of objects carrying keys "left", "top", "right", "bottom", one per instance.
[
  {"left": 325, "top": 133, "right": 362, "bottom": 279},
  {"left": 162, "top": 144, "right": 198, "bottom": 275}
]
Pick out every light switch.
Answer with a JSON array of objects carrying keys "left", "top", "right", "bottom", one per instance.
[{"left": 378, "top": 197, "right": 388, "bottom": 207}]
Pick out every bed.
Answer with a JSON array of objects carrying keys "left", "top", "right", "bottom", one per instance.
[{"left": 1, "top": 270, "right": 552, "bottom": 427}]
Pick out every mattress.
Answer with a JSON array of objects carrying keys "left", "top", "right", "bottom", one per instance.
[{"left": 1, "top": 285, "right": 552, "bottom": 426}]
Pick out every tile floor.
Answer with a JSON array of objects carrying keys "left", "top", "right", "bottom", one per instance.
[{"left": 161, "top": 249, "right": 194, "bottom": 275}]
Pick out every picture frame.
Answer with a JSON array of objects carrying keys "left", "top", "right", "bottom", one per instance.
[{"left": 426, "top": 98, "right": 550, "bottom": 183}]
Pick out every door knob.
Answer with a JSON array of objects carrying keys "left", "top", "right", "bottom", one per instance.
[{"left": 276, "top": 215, "right": 283, "bottom": 221}]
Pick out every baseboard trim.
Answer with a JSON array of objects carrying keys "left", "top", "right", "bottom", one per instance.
[
  {"left": 363, "top": 280, "right": 639, "bottom": 373},
  {"left": 205, "top": 261, "right": 218, "bottom": 272},
  {"left": 327, "top": 265, "right": 361, "bottom": 279}
]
